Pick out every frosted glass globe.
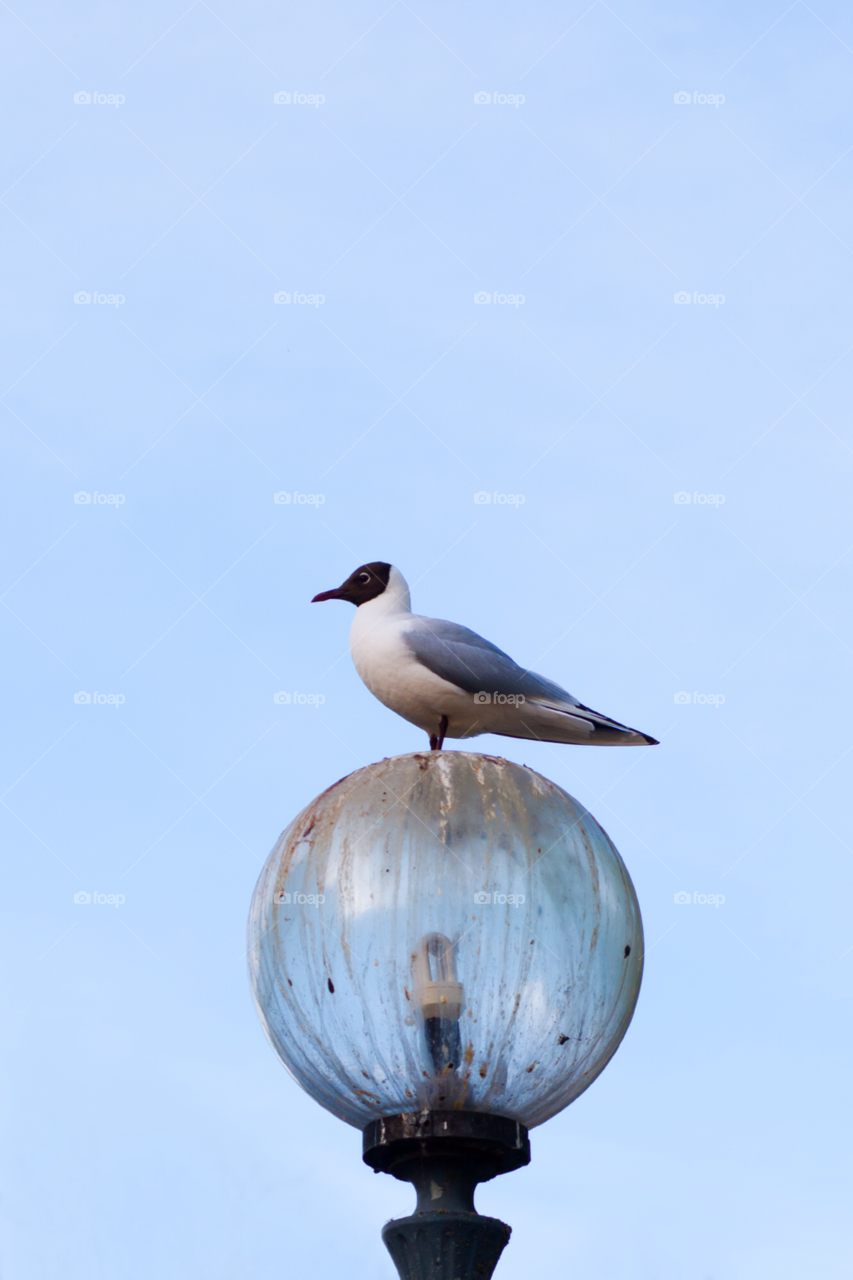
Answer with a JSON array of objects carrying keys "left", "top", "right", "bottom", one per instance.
[{"left": 248, "top": 752, "right": 643, "bottom": 1129}]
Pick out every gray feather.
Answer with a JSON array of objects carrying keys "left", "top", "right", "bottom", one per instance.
[{"left": 403, "top": 617, "right": 579, "bottom": 705}]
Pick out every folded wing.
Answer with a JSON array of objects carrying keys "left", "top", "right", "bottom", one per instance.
[
  {"left": 404, "top": 617, "right": 658, "bottom": 745},
  {"left": 404, "top": 617, "right": 578, "bottom": 704}
]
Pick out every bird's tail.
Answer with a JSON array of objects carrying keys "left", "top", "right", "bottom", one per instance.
[{"left": 516, "top": 699, "right": 659, "bottom": 746}]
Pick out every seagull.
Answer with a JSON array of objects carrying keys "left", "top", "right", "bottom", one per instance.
[{"left": 312, "top": 562, "right": 658, "bottom": 751}]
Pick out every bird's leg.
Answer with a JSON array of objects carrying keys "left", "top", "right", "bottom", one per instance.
[{"left": 429, "top": 716, "right": 449, "bottom": 751}]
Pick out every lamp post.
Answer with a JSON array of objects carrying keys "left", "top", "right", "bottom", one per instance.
[{"left": 248, "top": 751, "right": 643, "bottom": 1279}]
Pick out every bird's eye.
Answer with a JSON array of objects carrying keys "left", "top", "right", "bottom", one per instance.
[{"left": 358, "top": 573, "right": 370, "bottom": 583}]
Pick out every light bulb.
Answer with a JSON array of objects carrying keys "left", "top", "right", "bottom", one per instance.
[{"left": 417, "top": 932, "right": 464, "bottom": 1075}]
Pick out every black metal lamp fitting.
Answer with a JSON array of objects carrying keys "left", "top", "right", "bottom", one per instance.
[{"left": 363, "top": 1111, "right": 530, "bottom": 1280}]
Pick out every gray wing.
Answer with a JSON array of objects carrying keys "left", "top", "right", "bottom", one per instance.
[{"left": 403, "top": 617, "right": 579, "bottom": 705}]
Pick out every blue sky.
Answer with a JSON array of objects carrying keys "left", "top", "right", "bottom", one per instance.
[{"left": 2, "top": 2, "right": 852, "bottom": 1276}]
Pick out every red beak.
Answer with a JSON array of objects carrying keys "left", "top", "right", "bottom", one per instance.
[{"left": 312, "top": 588, "right": 346, "bottom": 603}]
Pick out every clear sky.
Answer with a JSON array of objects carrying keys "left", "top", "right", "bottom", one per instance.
[{"left": 2, "top": 2, "right": 852, "bottom": 1277}]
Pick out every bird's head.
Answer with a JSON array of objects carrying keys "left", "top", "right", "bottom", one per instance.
[{"left": 312, "top": 562, "right": 392, "bottom": 606}]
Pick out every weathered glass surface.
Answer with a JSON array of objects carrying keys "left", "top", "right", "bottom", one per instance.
[{"left": 248, "top": 752, "right": 643, "bottom": 1129}]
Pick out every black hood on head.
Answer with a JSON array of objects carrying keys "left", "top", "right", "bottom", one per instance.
[{"left": 312, "top": 561, "right": 392, "bottom": 606}]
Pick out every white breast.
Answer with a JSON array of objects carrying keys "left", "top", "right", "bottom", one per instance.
[{"left": 350, "top": 599, "right": 472, "bottom": 734}]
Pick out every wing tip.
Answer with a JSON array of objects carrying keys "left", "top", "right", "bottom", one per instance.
[{"left": 572, "top": 703, "right": 659, "bottom": 745}]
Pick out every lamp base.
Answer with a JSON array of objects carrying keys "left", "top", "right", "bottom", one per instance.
[
  {"left": 363, "top": 1111, "right": 530, "bottom": 1280},
  {"left": 382, "top": 1211, "right": 510, "bottom": 1280}
]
